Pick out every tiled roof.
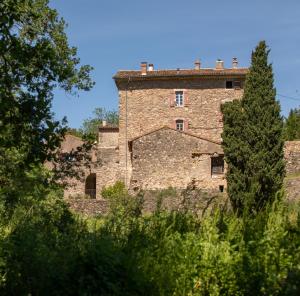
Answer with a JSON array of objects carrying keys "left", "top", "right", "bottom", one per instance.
[
  {"left": 98, "top": 124, "right": 119, "bottom": 131},
  {"left": 114, "top": 68, "right": 248, "bottom": 80}
]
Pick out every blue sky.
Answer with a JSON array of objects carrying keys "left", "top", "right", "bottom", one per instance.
[{"left": 50, "top": 0, "right": 300, "bottom": 128}]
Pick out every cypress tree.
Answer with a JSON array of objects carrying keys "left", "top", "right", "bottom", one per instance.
[
  {"left": 222, "top": 41, "right": 285, "bottom": 214},
  {"left": 283, "top": 108, "right": 300, "bottom": 140}
]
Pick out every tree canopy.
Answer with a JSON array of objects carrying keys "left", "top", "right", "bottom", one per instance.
[
  {"left": 222, "top": 41, "right": 285, "bottom": 214},
  {"left": 67, "top": 107, "right": 119, "bottom": 140},
  {"left": 283, "top": 107, "right": 300, "bottom": 140},
  {"left": 0, "top": 0, "right": 94, "bottom": 211}
]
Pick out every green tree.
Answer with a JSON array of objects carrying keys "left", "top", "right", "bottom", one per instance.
[
  {"left": 222, "top": 41, "right": 285, "bottom": 213},
  {"left": 283, "top": 107, "right": 300, "bottom": 140},
  {"left": 79, "top": 107, "right": 119, "bottom": 139},
  {"left": 0, "top": 0, "right": 94, "bottom": 212}
]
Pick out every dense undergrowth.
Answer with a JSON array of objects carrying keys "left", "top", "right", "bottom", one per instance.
[{"left": 0, "top": 184, "right": 299, "bottom": 295}]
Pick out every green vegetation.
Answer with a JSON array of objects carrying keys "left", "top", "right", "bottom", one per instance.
[
  {"left": 1, "top": 1, "right": 299, "bottom": 294},
  {"left": 68, "top": 107, "right": 119, "bottom": 140},
  {"left": 0, "top": 185, "right": 299, "bottom": 295},
  {"left": 222, "top": 41, "right": 285, "bottom": 214},
  {"left": 0, "top": 0, "right": 94, "bottom": 214},
  {"left": 283, "top": 107, "right": 300, "bottom": 140}
]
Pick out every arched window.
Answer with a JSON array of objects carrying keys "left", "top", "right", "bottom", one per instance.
[{"left": 85, "top": 173, "right": 96, "bottom": 198}]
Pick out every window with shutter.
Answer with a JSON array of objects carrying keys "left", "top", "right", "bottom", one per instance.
[
  {"left": 233, "top": 81, "right": 241, "bottom": 89},
  {"left": 183, "top": 90, "right": 189, "bottom": 106},
  {"left": 175, "top": 119, "right": 184, "bottom": 131},
  {"left": 211, "top": 156, "right": 224, "bottom": 175},
  {"left": 175, "top": 91, "right": 184, "bottom": 107}
]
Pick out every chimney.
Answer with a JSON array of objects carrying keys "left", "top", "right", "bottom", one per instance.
[
  {"left": 148, "top": 63, "right": 154, "bottom": 71},
  {"left": 140, "top": 62, "right": 147, "bottom": 75},
  {"left": 102, "top": 120, "right": 107, "bottom": 127},
  {"left": 232, "top": 57, "right": 238, "bottom": 69},
  {"left": 194, "top": 59, "right": 201, "bottom": 70},
  {"left": 215, "top": 59, "right": 224, "bottom": 70}
]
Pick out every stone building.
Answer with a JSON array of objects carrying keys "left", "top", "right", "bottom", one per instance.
[{"left": 63, "top": 58, "right": 251, "bottom": 198}]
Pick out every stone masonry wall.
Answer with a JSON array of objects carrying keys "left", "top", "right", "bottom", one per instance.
[
  {"left": 284, "top": 141, "right": 300, "bottom": 175},
  {"left": 62, "top": 133, "right": 121, "bottom": 199},
  {"left": 130, "top": 127, "right": 225, "bottom": 191},
  {"left": 118, "top": 78, "right": 244, "bottom": 185},
  {"left": 98, "top": 129, "right": 119, "bottom": 147}
]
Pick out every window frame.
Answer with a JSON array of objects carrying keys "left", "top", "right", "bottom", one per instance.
[
  {"left": 175, "top": 119, "right": 184, "bottom": 131},
  {"left": 211, "top": 155, "right": 225, "bottom": 175},
  {"left": 175, "top": 90, "right": 184, "bottom": 107},
  {"left": 226, "top": 81, "right": 233, "bottom": 89}
]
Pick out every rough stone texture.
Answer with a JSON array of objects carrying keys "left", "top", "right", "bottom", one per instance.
[
  {"left": 117, "top": 78, "right": 245, "bottom": 186},
  {"left": 98, "top": 127, "right": 119, "bottom": 147},
  {"left": 62, "top": 130, "right": 121, "bottom": 199},
  {"left": 59, "top": 67, "right": 300, "bottom": 202},
  {"left": 66, "top": 198, "right": 108, "bottom": 216},
  {"left": 66, "top": 190, "right": 228, "bottom": 217},
  {"left": 131, "top": 127, "right": 226, "bottom": 190},
  {"left": 284, "top": 141, "right": 300, "bottom": 175},
  {"left": 284, "top": 141, "right": 300, "bottom": 202},
  {"left": 285, "top": 177, "right": 300, "bottom": 201},
  {"left": 141, "top": 189, "right": 229, "bottom": 215}
]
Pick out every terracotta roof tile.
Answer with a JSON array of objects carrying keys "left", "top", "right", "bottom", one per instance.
[{"left": 114, "top": 68, "right": 248, "bottom": 80}]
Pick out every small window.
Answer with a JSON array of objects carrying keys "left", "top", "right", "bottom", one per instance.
[
  {"left": 175, "top": 91, "right": 184, "bottom": 106},
  {"left": 176, "top": 119, "right": 184, "bottom": 131},
  {"left": 211, "top": 156, "right": 224, "bottom": 175},
  {"left": 85, "top": 173, "right": 96, "bottom": 198},
  {"left": 226, "top": 81, "right": 233, "bottom": 89},
  {"left": 233, "top": 81, "right": 241, "bottom": 89}
]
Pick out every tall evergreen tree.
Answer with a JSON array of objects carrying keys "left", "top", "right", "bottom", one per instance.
[
  {"left": 222, "top": 41, "right": 285, "bottom": 214},
  {"left": 283, "top": 107, "right": 300, "bottom": 140}
]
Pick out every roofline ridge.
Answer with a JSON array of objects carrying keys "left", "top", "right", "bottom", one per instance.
[{"left": 129, "top": 126, "right": 221, "bottom": 145}]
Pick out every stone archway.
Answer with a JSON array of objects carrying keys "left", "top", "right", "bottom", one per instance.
[{"left": 85, "top": 173, "right": 96, "bottom": 198}]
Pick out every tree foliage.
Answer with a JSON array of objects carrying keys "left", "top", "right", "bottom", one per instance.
[
  {"left": 0, "top": 0, "right": 94, "bottom": 211},
  {"left": 0, "top": 185, "right": 299, "bottom": 295},
  {"left": 67, "top": 107, "right": 119, "bottom": 140},
  {"left": 222, "top": 41, "right": 285, "bottom": 213},
  {"left": 283, "top": 107, "right": 300, "bottom": 140}
]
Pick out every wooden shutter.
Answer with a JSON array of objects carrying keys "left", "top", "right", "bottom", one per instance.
[
  {"left": 169, "top": 92, "right": 175, "bottom": 107},
  {"left": 211, "top": 156, "right": 224, "bottom": 175},
  {"left": 184, "top": 119, "right": 189, "bottom": 131},
  {"left": 184, "top": 90, "right": 190, "bottom": 106}
]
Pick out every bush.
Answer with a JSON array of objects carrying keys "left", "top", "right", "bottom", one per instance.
[{"left": 0, "top": 185, "right": 299, "bottom": 295}]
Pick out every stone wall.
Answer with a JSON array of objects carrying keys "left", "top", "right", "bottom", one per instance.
[
  {"left": 62, "top": 134, "right": 121, "bottom": 199},
  {"left": 98, "top": 128, "right": 119, "bottom": 147},
  {"left": 130, "top": 127, "right": 226, "bottom": 191},
  {"left": 117, "top": 78, "right": 244, "bottom": 185},
  {"left": 284, "top": 141, "right": 300, "bottom": 175}
]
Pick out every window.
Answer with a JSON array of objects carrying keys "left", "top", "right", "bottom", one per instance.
[
  {"left": 233, "top": 80, "right": 241, "bottom": 89},
  {"left": 175, "top": 91, "right": 184, "bottom": 106},
  {"left": 85, "top": 173, "right": 96, "bottom": 198},
  {"left": 226, "top": 81, "right": 233, "bottom": 89},
  {"left": 211, "top": 156, "right": 224, "bottom": 175},
  {"left": 176, "top": 119, "right": 184, "bottom": 131}
]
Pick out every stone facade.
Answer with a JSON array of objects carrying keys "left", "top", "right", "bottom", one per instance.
[
  {"left": 63, "top": 129, "right": 120, "bottom": 199},
  {"left": 63, "top": 60, "right": 251, "bottom": 198},
  {"left": 61, "top": 60, "right": 300, "bottom": 201},
  {"left": 284, "top": 141, "right": 300, "bottom": 175},
  {"left": 114, "top": 62, "right": 247, "bottom": 189},
  {"left": 130, "top": 127, "right": 225, "bottom": 190}
]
